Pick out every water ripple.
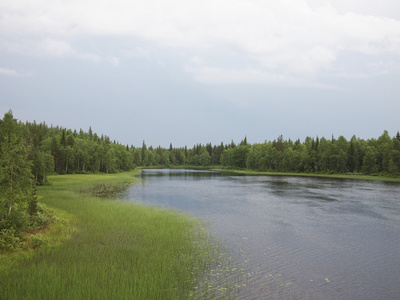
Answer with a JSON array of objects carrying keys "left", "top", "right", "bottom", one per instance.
[{"left": 125, "top": 169, "right": 400, "bottom": 300}]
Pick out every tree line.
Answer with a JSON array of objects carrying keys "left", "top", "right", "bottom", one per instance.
[
  {"left": 3, "top": 111, "right": 400, "bottom": 182},
  {"left": 1, "top": 110, "right": 399, "bottom": 250},
  {"left": 221, "top": 134, "right": 400, "bottom": 176},
  {"left": 0, "top": 111, "right": 138, "bottom": 249}
]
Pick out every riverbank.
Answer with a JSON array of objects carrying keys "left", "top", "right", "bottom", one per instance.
[
  {"left": 0, "top": 171, "right": 215, "bottom": 299},
  {"left": 211, "top": 168, "right": 400, "bottom": 182},
  {"left": 138, "top": 165, "right": 400, "bottom": 182}
]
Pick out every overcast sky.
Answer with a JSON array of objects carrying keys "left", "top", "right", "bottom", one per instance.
[{"left": 1, "top": 0, "right": 399, "bottom": 147}]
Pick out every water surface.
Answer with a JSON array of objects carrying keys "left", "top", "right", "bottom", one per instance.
[{"left": 123, "top": 169, "right": 400, "bottom": 299}]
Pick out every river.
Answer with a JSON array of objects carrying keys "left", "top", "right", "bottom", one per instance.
[{"left": 122, "top": 169, "right": 400, "bottom": 300}]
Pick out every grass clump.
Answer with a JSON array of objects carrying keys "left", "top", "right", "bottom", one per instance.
[{"left": 0, "top": 171, "right": 220, "bottom": 299}]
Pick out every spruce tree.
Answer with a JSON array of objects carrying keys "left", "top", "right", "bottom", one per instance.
[{"left": 0, "top": 112, "right": 34, "bottom": 231}]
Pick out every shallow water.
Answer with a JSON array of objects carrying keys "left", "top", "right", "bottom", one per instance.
[{"left": 122, "top": 169, "right": 400, "bottom": 299}]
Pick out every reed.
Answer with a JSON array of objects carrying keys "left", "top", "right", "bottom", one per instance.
[{"left": 0, "top": 172, "right": 219, "bottom": 299}]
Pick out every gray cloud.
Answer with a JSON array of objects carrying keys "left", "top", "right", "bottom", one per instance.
[
  {"left": 1, "top": 0, "right": 400, "bottom": 86},
  {"left": 0, "top": 0, "right": 399, "bottom": 146}
]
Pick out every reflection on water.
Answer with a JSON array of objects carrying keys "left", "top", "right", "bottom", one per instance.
[{"left": 123, "top": 169, "right": 400, "bottom": 300}]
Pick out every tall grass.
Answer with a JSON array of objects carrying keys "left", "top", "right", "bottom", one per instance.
[{"left": 0, "top": 172, "right": 223, "bottom": 299}]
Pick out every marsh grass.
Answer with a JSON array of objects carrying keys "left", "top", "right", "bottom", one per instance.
[{"left": 0, "top": 171, "right": 229, "bottom": 299}]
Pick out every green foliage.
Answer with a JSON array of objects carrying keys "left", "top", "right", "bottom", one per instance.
[
  {"left": 2, "top": 111, "right": 400, "bottom": 183},
  {"left": 0, "top": 112, "right": 36, "bottom": 241},
  {"left": 29, "top": 234, "right": 48, "bottom": 249},
  {"left": 30, "top": 204, "right": 52, "bottom": 228},
  {"left": 6, "top": 112, "right": 135, "bottom": 179},
  {"left": 0, "top": 112, "right": 62, "bottom": 251},
  {"left": 131, "top": 132, "right": 400, "bottom": 178},
  {"left": 220, "top": 132, "right": 400, "bottom": 177},
  {"left": 0, "top": 228, "right": 21, "bottom": 252}
]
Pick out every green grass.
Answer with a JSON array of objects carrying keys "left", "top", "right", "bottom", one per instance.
[
  {"left": 0, "top": 171, "right": 222, "bottom": 299},
  {"left": 212, "top": 168, "right": 400, "bottom": 182}
]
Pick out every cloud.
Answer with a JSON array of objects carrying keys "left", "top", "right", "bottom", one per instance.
[
  {"left": 39, "top": 38, "right": 120, "bottom": 65},
  {"left": 1, "top": 0, "right": 400, "bottom": 85},
  {"left": 0, "top": 67, "right": 30, "bottom": 77},
  {"left": 0, "top": 37, "right": 120, "bottom": 66},
  {"left": 185, "top": 65, "right": 337, "bottom": 89},
  {"left": 39, "top": 39, "right": 75, "bottom": 57},
  {"left": 122, "top": 47, "right": 151, "bottom": 59}
]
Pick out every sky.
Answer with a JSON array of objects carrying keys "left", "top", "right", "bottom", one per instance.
[{"left": 1, "top": 0, "right": 400, "bottom": 148}]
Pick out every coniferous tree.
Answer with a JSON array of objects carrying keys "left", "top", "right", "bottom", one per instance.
[
  {"left": 0, "top": 112, "right": 35, "bottom": 231},
  {"left": 141, "top": 141, "right": 148, "bottom": 166},
  {"left": 60, "top": 129, "right": 67, "bottom": 147}
]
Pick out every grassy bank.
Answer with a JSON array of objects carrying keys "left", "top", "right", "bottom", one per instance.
[
  {"left": 212, "top": 168, "right": 400, "bottom": 182},
  {"left": 0, "top": 172, "right": 218, "bottom": 299}
]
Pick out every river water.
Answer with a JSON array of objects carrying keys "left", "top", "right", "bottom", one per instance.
[{"left": 122, "top": 169, "right": 400, "bottom": 300}]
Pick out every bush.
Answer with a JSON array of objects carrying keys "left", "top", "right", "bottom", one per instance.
[
  {"left": 29, "top": 204, "right": 57, "bottom": 229},
  {"left": 0, "top": 228, "right": 21, "bottom": 252},
  {"left": 3, "top": 208, "right": 30, "bottom": 231},
  {"left": 31, "top": 213, "right": 50, "bottom": 228},
  {"left": 29, "top": 234, "right": 48, "bottom": 249}
]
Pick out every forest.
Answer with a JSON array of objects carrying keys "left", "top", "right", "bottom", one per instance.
[
  {"left": 1, "top": 110, "right": 400, "bottom": 180},
  {"left": 1, "top": 110, "right": 400, "bottom": 250}
]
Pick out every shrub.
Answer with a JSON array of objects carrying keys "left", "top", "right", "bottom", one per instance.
[
  {"left": 29, "top": 234, "right": 48, "bottom": 249},
  {"left": 0, "top": 228, "right": 21, "bottom": 252}
]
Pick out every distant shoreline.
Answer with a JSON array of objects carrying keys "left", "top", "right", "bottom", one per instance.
[
  {"left": 138, "top": 166, "right": 400, "bottom": 182},
  {"left": 212, "top": 168, "right": 400, "bottom": 182}
]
